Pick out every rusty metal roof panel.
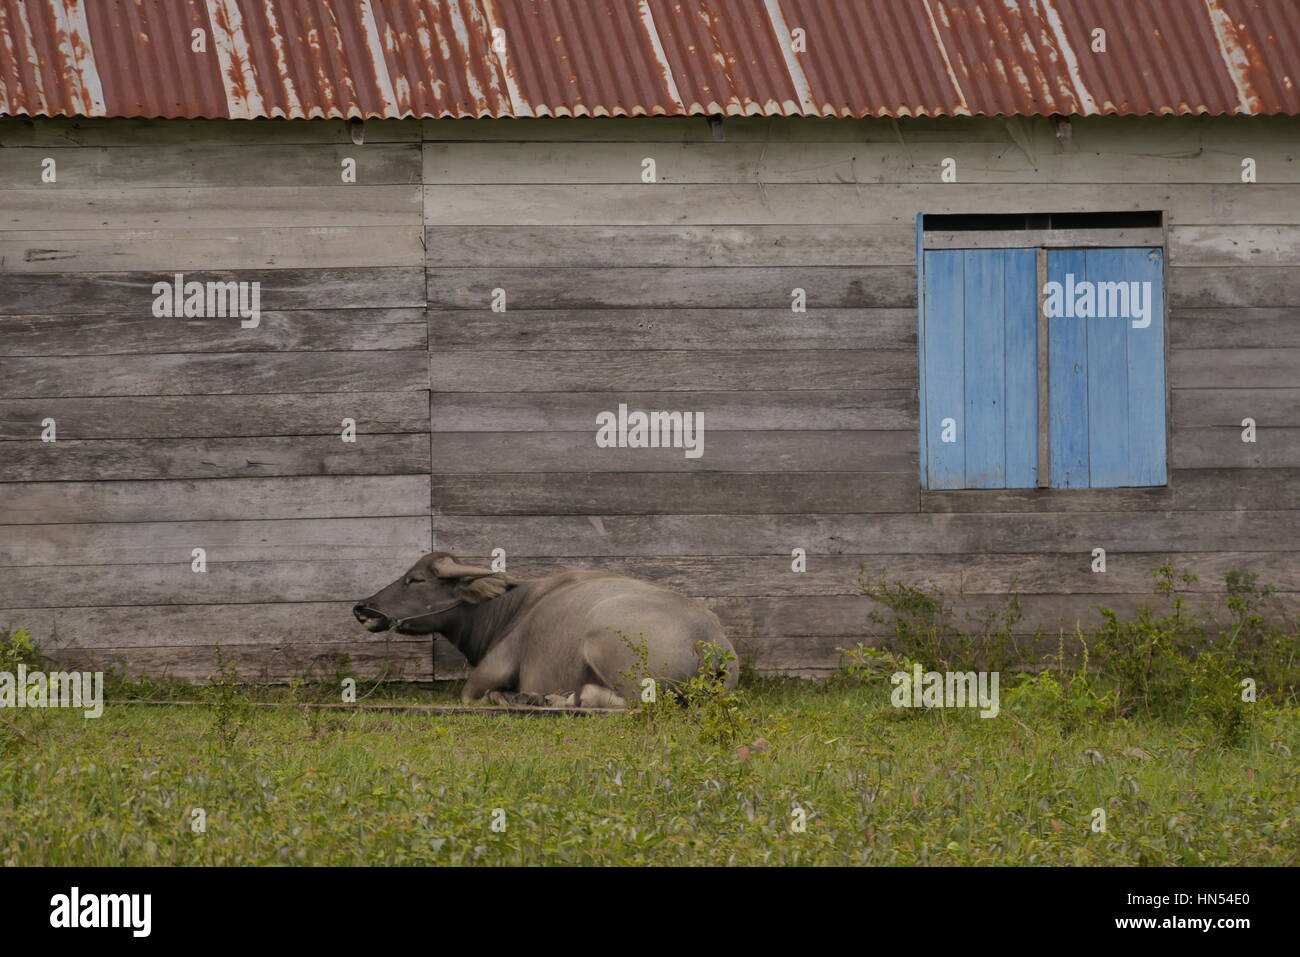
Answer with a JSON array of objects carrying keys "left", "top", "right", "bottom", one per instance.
[
  {"left": 486, "top": 0, "right": 679, "bottom": 117},
  {"left": 645, "top": 0, "right": 803, "bottom": 117},
  {"left": 82, "top": 0, "right": 226, "bottom": 118},
  {"left": 1, "top": 0, "right": 1296, "bottom": 120},
  {"left": 371, "top": 0, "right": 514, "bottom": 118},
  {"left": 781, "top": 0, "right": 971, "bottom": 117}
]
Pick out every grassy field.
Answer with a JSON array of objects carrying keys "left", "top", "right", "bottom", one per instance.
[
  {"left": 4, "top": 568, "right": 1295, "bottom": 866},
  {"left": 1, "top": 676, "right": 1295, "bottom": 866}
]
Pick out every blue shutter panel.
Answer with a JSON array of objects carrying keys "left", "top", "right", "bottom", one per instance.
[
  {"left": 963, "top": 251, "right": 1007, "bottom": 487},
  {"left": 1085, "top": 249, "right": 1133, "bottom": 487},
  {"left": 1046, "top": 247, "right": 1166, "bottom": 488},
  {"left": 1047, "top": 249, "right": 1090, "bottom": 488},
  {"left": 1002, "top": 250, "right": 1039, "bottom": 487},
  {"left": 1124, "top": 248, "right": 1167, "bottom": 486},
  {"left": 922, "top": 250, "right": 965, "bottom": 489},
  {"left": 922, "top": 248, "right": 1037, "bottom": 489}
]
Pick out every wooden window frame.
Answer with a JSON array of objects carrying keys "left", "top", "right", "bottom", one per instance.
[{"left": 916, "top": 220, "right": 1170, "bottom": 492}]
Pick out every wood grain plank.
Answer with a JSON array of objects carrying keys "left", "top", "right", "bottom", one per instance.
[
  {"left": 0, "top": 144, "right": 421, "bottom": 188},
  {"left": 0, "top": 393, "right": 429, "bottom": 440},
  {"left": 1172, "top": 428, "right": 1300, "bottom": 468},
  {"left": 0, "top": 310, "right": 426, "bottom": 355},
  {"left": 1171, "top": 389, "right": 1300, "bottom": 427},
  {"left": 0, "top": 517, "right": 432, "bottom": 567},
  {"left": 922, "top": 468, "right": 1300, "bottom": 512},
  {"left": 1170, "top": 226, "right": 1300, "bottom": 266},
  {"left": 424, "top": 225, "right": 916, "bottom": 267},
  {"left": 428, "top": 511, "right": 1300, "bottom": 556},
  {"left": 444, "top": 552, "right": 1300, "bottom": 596},
  {"left": 0, "top": 268, "right": 425, "bottom": 314},
  {"left": 0, "top": 434, "right": 432, "bottom": 482},
  {"left": 50, "top": 641, "right": 432, "bottom": 683},
  {"left": 2, "top": 186, "right": 421, "bottom": 229},
  {"left": 2, "top": 557, "right": 418, "bottom": 607},
  {"left": 428, "top": 308, "right": 914, "bottom": 351},
  {"left": 1170, "top": 349, "right": 1300, "bottom": 389},
  {"left": 1, "top": 601, "right": 380, "bottom": 647},
  {"left": 0, "top": 227, "right": 424, "bottom": 272},
  {"left": 949, "top": 550, "right": 1300, "bottom": 594},
  {"left": 428, "top": 351, "right": 915, "bottom": 392},
  {"left": 702, "top": 592, "right": 1300, "bottom": 638},
  {"left": 422, "top": 184, "right": 1300, "bottom": 226},
  {"left": 428, "top": 430, "right": 913, "bottom": 472},
  {"left": 2, "top": 352, "right": 431, "bottom": 397},
  {"left": 427, "top": 266, "right": 915, "bottom": 309},
  {"left": 0, "top": 476, "right": 432, "bottom": 525},
  {"left": 1169, "top": 266, "right": 1300, "bottom": 307},
  {"left": 1170, "top": 309, "right": 1300, "bottom": 349},
  {"left": 431, "top": 472, "right": 917, "bottom": 515},
  {"left": 427, "top": 390, "right": 916, "bottom": 431},
  {"left": 423, "top": 140, "right": 1300, "bottom": 185}
]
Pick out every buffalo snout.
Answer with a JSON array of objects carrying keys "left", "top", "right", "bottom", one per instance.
[{"left": 352, "top": 603, "right": 391, "bottom": 632}]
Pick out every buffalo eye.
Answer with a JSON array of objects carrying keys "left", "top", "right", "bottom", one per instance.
[{"left": 405, "top": 575, "right": 425, "bottom": 585}]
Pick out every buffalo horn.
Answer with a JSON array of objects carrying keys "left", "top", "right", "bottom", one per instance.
[{"left": 432, "top": 556, "right": 496, "bottom": 579}]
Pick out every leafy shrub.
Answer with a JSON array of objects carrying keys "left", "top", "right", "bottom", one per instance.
[
  {"left": 846, "top": 565, "right": 1297, "bottom": 746},
  {"left": 202, "top": 642, "right": 249, "bottom": 751},
  {"left": 678, "top": 641, "right": 749, "bottom": 744},
  {"left": 1002, "top": 633, "right": 1113, "bottom": 735},
  {"left": 0, "top": 624, "right": 43, "bottom": 672},
  {"left": 1089, "top": 566, "right": 1284, "bottom": 743},
  {"left": 617, "top": 630, "right": 749, "bottom": 743},
  {"left": 857, "top": 573, "right": 1030, "bottom": 674},
  {"left": 837, "top": 643, "right": 913, "bottom": 683}
]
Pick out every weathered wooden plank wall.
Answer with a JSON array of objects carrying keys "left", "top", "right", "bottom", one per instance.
[
  {"left": 421, "top": 114, "right": 1299, "bottom": 677},
  {"left": 0, "top": 118, "right": 432, "bottom": 681},
  {"left": 1, "top": 114, "right": 1296, "bottom": 681}
]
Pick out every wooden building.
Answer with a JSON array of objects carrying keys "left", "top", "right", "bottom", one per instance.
[{"left": 0, "top": 1, "right": 1296, "bottom": 681}]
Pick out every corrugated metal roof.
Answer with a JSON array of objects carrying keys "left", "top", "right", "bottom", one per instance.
[{"left": 1, "top": 0, "right": 1296, "bottom": 120}]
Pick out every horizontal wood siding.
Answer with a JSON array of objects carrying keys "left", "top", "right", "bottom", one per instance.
[
  {"left": 2, "top": 114, "right": 1296, "bottom": 681},
  {"left": 0, "top": 119, "right": 432, "bottom": 680},
  {"left": 423, "top": 114, "right": 1299, "bottom": 677}
]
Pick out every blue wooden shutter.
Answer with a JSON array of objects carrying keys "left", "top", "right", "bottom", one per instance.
[
  {"left": 921, "top": 248, "right": 1037, "bottom": 489},
  {"left": 1046, "top": 247, "right": 1166, "bottom": 488}
]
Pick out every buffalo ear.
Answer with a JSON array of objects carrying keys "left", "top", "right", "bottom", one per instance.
[
  {"left": 453, "top": 575, "right": 511, "bottom": 605},
  {"left": 432, "top": 555, "right": 495, "bottom": 579}
]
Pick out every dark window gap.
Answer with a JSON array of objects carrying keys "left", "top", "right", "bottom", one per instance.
[{"left": 923, "top": 211, "right": 1162, "bottom": 231}]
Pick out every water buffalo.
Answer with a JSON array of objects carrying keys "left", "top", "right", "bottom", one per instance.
[{"left": 353, "top": 551, "right": 738, "bottom": 708}]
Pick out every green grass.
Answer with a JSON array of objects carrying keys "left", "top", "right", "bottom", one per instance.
[{"left": 1, "top": 678, "right": 1295, "bottom": 866}]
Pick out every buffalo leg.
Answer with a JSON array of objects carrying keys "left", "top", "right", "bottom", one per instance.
[
  {"left": 460, "top": 643, "right": 520, "bottom": 704},
  {"left": 577, "top": 684, "right": 625, "bottom": 709}
]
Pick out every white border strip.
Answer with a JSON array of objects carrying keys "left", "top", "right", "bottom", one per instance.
[
  {"left": 204, "top": 0, "right": 267, "bottom": 119},
  {"left": 638, "top": 0, "right": 684, "bottom": 114},
  {"left": 54, "top": 0, "right": 106, "bottom": 114},
  {"left": 763, "top": 0, "right": 817, "bottom": 115}
]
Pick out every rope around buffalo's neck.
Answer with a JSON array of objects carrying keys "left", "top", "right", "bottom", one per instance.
[{"left": 389, "top": 599, "right": 464, "bottom": 630}]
